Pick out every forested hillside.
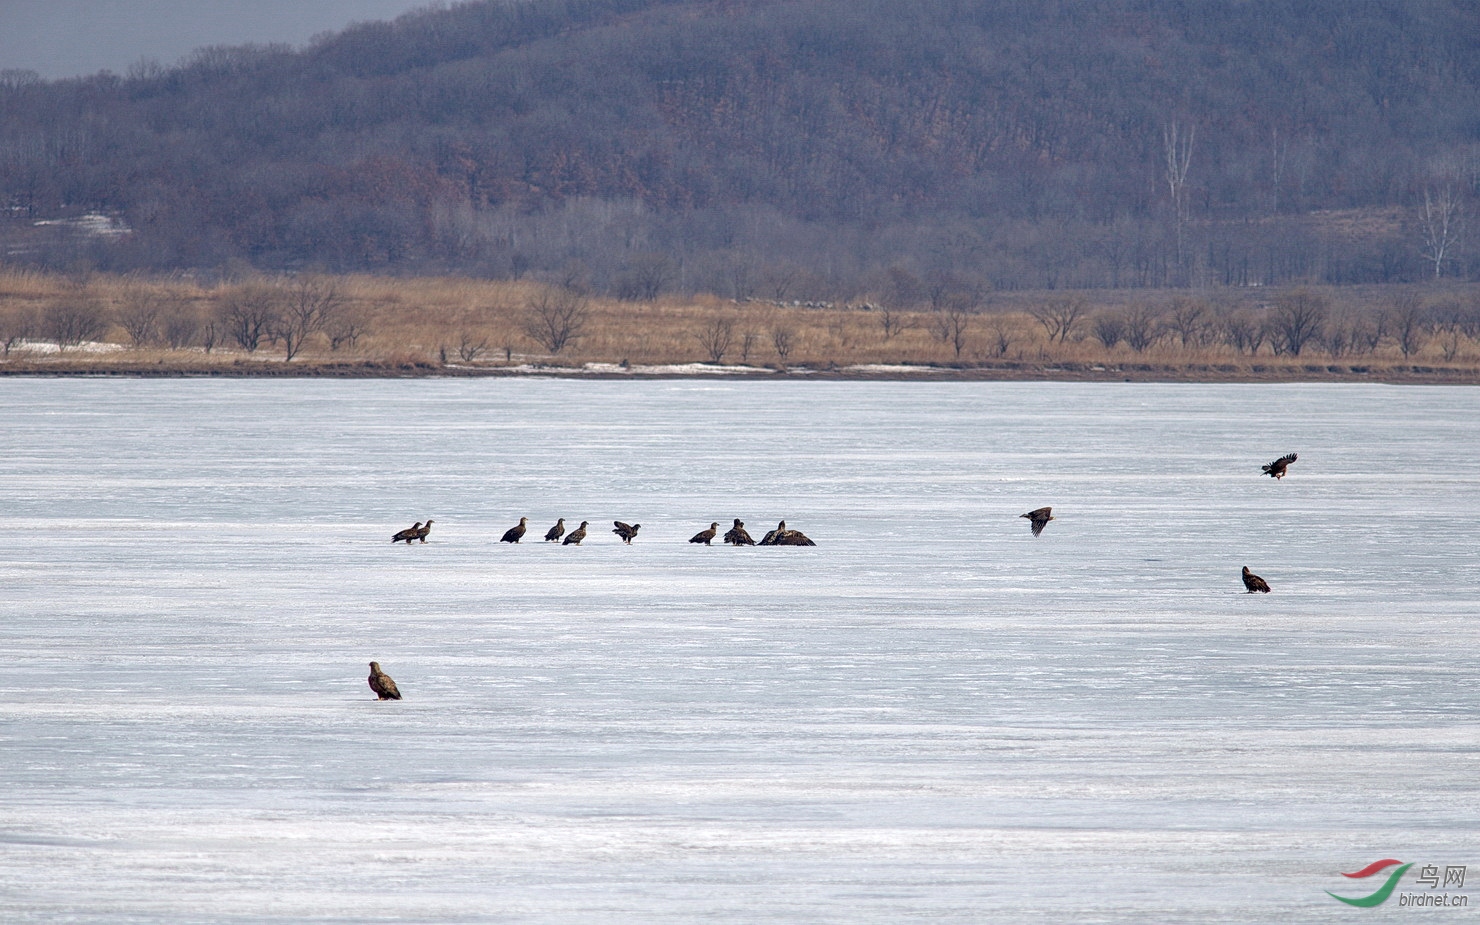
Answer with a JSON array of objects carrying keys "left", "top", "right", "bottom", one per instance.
[{"left": 2, "top": 0, "right": 1477, "bottom": 298}]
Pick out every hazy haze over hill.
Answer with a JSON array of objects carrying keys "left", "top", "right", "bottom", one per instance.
[{"left": 0, "top": 0, "right": 433, "bottom": 79}]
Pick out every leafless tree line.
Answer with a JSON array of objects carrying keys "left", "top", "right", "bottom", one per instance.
[
  {"left": 1078, "top": 291, "right": 1480, "bottom": 360},
  {"left": 0, "top": 275, "right": 364, "bottom": 360}
]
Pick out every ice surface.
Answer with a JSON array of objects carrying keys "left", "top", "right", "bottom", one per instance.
[{"left": 1, "top": 379, "right": 1477, "bottom": 922}]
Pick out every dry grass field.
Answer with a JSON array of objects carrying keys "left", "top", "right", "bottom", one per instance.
[{"left": 1, "top": 268, "right": 1478, "bottom": 382}]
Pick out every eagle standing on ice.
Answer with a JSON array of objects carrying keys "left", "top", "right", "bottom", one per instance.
[
  {"left": 367, "top": 661, "right": 402, "bottom": 700},
  {"left": 723, "top": 519, "right": 755, "bottom": 546},
  {"left": 1242, "top": 566, "right": 1271, "bottom": 593}
]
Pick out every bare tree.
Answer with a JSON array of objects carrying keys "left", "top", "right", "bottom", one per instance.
[
  {"left": 116, "top": 283, "right": 166, "bottom": 347},
  {"left": 1092, "top": 312, "right": 1125, "bottom": 349},
  {"left": 938, "top": 308, "right": 971, "bottom": 359},
  {"left": 524, "top": 287, "right": 589, "bottom": 354},
  {"left": 1428, "top": 300, "right": 1470, "bottom": 362},
  {"left": 555, "top": 262, "right": 591, "bottom": 294},
  {"left": 1269, "top": 290, "right": 1327, "bottom": 357},
  {"left": 1123, "top": 305, "right": 1164, "bottom": 353},
  {"left": 1387, "top": 295, "right": 1428, "bottom": 358},
  {"left": 986, "top": 314, "right": 1015, "bottom": 357},
  {"left": 739, "top": 330, "right": 760, "bottom": 363},
  {"left": 724, "top": 253, "right": 758, "bottom": 301},
  {"left": 201, "top": 319, "right": 220, "bottom": 354},
  {"left": 0, "top": 307, "right": 36, "bottom": 357},
  {"left": 272, "top": 276, "right": 342, "bottom": 361},
  {"left": 1320, "top": 324, "right": 1356, "bottom": 359},
  {"left": 613, "top": 253, "right": 674, "bottom": 302},
  {"left": 456, "top": 330, "right": 490, "bottom": 362},
  {"left": 1168, "top": 298, "right": 1212, "bottom": 349},
  {"left": 1349, "top": 313, "right": 1387, "bottom": 355},
  {"left": 1220, "top": 312, "right": 1265, "bottom": 356},
  {"left": 326, "top": 307, "right": 371, "bottom": 351},
  {"left": 879, "top": 304, "right": 913, "bottom": 340},
  {"left": 1030, "top": 297, "right": 1086, "bottom": 344},
  {"left": 221, "top": 283, "right": 280, "bottom": 352},
  {"left": 771, "top": 324, "right": 795, "bottom": 364},
  {"left": 1163, "top": 119, "right": 1196, "bottom": 271},
  {"left": 160, "top": 301, "right": 201, "bottom": 349},
  {"left": 1418, "top": 184, "right": 1465, "bottom": 279},
  {"left": 694, "top": 316, "right": 734, "bottom": 362},
  {"left": 764, "top": 265, "right": 801, "bottom": 303},
  {"left": 44, "top": 297, "right": 108, "bottom": 351}
]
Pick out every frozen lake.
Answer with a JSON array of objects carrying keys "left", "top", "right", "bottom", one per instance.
[{"left": 2, "top": 378, "right": 1477, "bottom": 922}]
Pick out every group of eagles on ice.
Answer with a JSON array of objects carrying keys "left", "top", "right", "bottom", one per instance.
[
  {"left": 368, "top": 452, "right": 1297, "bottom": 700},
  {"left": 391, "top": 516, "right": 817, "bottom": 547}
]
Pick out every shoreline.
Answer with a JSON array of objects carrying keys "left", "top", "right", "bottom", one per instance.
[{"left": 3, "top": 358, "right": 1479, "bottom": 384}]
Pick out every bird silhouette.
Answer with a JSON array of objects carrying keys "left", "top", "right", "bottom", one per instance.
[
  {"left": 501, "top": 517, "right": 528, "bottom": 543},
  {"left": 1262, "top": 453, "right": 1298, "bottom": 479},
  {"left": 690, "top": 522, "right": 719, "bottom": 545},
  {"left": 1242, "top": 566, "right": 1271, "bottom": 593},
  {"left": 613, "top": 521, "right": 641, "bottom": 544},
  {"left": 563, "top": 521, "right": 589, "bottom": 545},
  {"left": 367, "top": 661, "right": 401, "bottom": 700},
  {"left": 544, "top": 518, "right": 566, "bottom": 542},
  {"left": 1020, "top": 507, "right": 1054, "bottom": 536}
]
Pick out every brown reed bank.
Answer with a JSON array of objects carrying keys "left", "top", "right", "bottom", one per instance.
[{"left": 1, "top": 269, "right": 1478, "bottom": 384}]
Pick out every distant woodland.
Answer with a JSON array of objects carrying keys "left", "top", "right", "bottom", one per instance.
[{"left": 2, "top": 0, "right": 1479, "bottom": 302}]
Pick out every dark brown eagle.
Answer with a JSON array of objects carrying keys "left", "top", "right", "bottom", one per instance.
[
  {"left": 1261, "top": 453, "right": 1297, "bottom": 479},
  {"left": 563, "top": 521, "right": 589, "bottom": 545},
  {"left": 1020, "top": 507, "right": 1054, "bottom": 536},
  {"left": 544, "top": 518, "right": 566, "bottom": 542},
  {"left": 613, "top": 521, "right": 642, "bottom": 544},
  {"left": 723, "top": 518, "right": 756, "bottom": 546},
  {"left": 1242, "top": 566, "right": 1271, "bottom": 593},
  {"left": 759, "top": 520, "right": 816, "bottom": 546},
  {"left": 367, "top": 661, "right": 402, "bottom": 700},
  {"left": 501, "top": 517, "right": 528, "bottom": 543},
  {"left": 391, "top": 522, "right": 422, "bottom": 544},
  {"left": 414, "top": 519, "right": 434, "bottom": 542},
  {"left": 690, "top": 522, "right": 720, "bottom": 545}
]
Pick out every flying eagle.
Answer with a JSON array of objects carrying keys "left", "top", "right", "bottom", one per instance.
[
  {"left": 723, "top": 518, "right": 756, "bottom": 546},
  {"left": 759, "top": 520, "right": 816, "bottom": 546},
  {"left": 391, "top": 522, "right": 422, "bottom": 544},
  {"left": 501, "top": 517, "right": 528, "bottom": 543},
  {"left": 563, "top": 521, "right": 589, "bottom": 545},
  {"left": 1242, "top": 566, "right": 1271, "bottom": 593},
  {"left": 690, "top": 522, "right": 719, "bottom": 545},
  {"left": 1261, "top": 453, "right": 1297, "bottom": 479},
  {"left": 1020, "top": 507, "right": 1054, "bottom": 536},
  {"left": 613, "top": 521, "right": 642, "bottom": 544},
  {"left": 544, "top": 518, "right": 566, "bottom": 542},
  {"left": 367, "top": 661, "right": 401, "bottom": 700}
]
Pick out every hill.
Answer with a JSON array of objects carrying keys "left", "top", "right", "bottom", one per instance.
[{"left": 1, "top": 0, "right": 1477, "bottom": 298}]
